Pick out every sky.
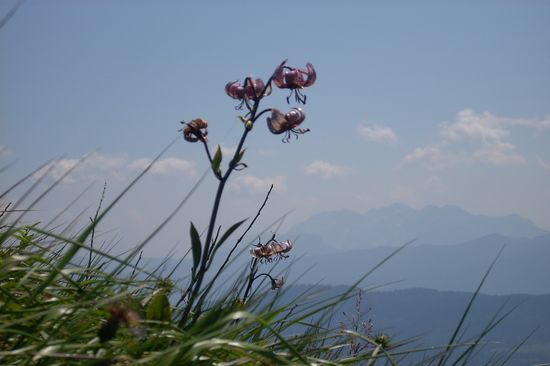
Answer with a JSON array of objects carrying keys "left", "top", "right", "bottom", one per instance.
[{"left": 1, "top": 1, "right": 549, "bottom": 257}]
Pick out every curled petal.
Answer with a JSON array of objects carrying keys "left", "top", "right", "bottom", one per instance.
[
  {"left": 266, "top": 108, "right": 306, "bottom": 135},
  {"left": 225, "top": 78, "right": 266, "bottom": 100},
  {"left": 245, "top": 78, "right": 265, "bottom": 99},
  {"left": 266, "top": 108, "right": 287, "bottom": 135},
  {"left": 183, "top": 118, "right": 208, "bottom": 143},
  {"left": 286, "top": 69, "right": 305, "bottom": 88},
  {"left": 267, "top": 108, "right": 309, "bottom": 142},
  {"left": 225, "top": 80, "right": 245, "bottom": 99},
  {"left": 271, "top": 277, "right": 284, "bottom": 289},
  {"left": 302, "top": 62, "right": 316, "bottom": 87},
  {"left": 285, "top": 108, "right": 306, "bottom": 128},
  {"left": 278, "top": 240, "right": 292, "bottom": 253},
  {"left": 250, "top": 244, "right": 274, "bottom": 259},
  {"left": 272, "top": 59, "right": 288, "bottom": 88},
  {"left": 272, "top": 60, "right": 316, "bottom": 89},
  {"left": 254, "top": 78, "right": 265, "bottom": 97}
]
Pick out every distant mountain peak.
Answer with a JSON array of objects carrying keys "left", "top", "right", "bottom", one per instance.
[{"left": 286, "top": 203, "right": 546, "bottom": 251}]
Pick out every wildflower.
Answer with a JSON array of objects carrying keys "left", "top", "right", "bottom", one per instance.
[
  {"left": 271, "top": 277, "right": 284, "bottom": 289},
  {"left": 225, "top": 78, "right": 266, "bottom": 100},
  {"left": 182, "top": 118, "right": 208, "bottom": 143},
  {"left": 272, "top": 59, "right": 316, "bottom": 103},
  {"left": 266, "top": 108, "right": 309, "bottom": 142},
  {"left": 250, "top": 243, "right": 274, "bottom": 259},
  {"left": 250, "top": 239, "right": 293, "bottom": 261}
]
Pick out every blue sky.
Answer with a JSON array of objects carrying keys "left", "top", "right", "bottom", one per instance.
[{"left": 1, "top": 1, "right": 549, "bottom": 256}]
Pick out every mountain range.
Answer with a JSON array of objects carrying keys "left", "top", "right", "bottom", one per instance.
[
  {"left": 284, "top": 204, "right": 546, "bottom": 252},
  {"left": 146, "top": 204, "right": 550, "bottom": 294},
  {"left": 288, "top": 233, "right": 550, "bottom": 294},
  {"left": 276, "top": 204, "right": 550, "bottom": 294}
]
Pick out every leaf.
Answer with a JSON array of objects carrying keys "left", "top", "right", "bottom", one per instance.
[
  {"left": 190, "top": 222, "right": 202, "bottom": 275},
  {"left": 146, "top": 290, "right": 171, "bottom": 322},
  {"left": 235, "top": 148, "right": 246, "bottom": 164},
  {"left": 214, "top": 219, "right": 247, "bottom": 252},
  {"left": 212, "top": 145, "right": 222, "bottom": 176}
]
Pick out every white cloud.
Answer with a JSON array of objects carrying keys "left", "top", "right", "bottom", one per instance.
[
  {"left": 404, "top": 146, "right": 464, "bottom": 168},
  {"left": 34, "top": 153, "right": 196, "bottom": 183},
  {"left": 34, "top": 159, "right": 80, "bottom": 184},
  {"left": 34, "top": 153, "right": 129, "bottom": 184},
  {"left": 405, "top": 146, "right": 442, "bottom": 163},
  {"left": 440, "top": 109, "right": 509, "bottom": 142},
  {"left": 358, "top": 124, "right": 398, "bottom": 144},
  {"left": 128, "top": 157, "right": 197, "bottom": 177},
  {"left": 86, "top": 153, "right": 127, "bottom": 170},
  {"left": 473, "top": 141, "right": 525, "bottom": 165},
  {"left": 496, "top": 114, "right": 550, "bottom": 130},
  {"left": 230, "top": 175, "right": 287, "bottom": 193},
  {"left": 405, "top": 109, "right": 542, "bottom": 168},
  {"left": 305, "top": 160, "right": 350, "bottom": 179}
]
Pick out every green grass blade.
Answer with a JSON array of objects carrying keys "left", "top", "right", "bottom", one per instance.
[{"left": 436, "top": 246, "right": 504, "bottom": 366}]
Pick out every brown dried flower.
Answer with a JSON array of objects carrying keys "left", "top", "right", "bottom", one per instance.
[{"left": 182, "top": 118, "right": 208, "bottom": 143}]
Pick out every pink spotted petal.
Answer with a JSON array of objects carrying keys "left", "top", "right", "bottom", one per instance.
[
  {"left": 266, "top": 108, "right": 287, "bottom": 135},
  {"left": 286, "top": 108, "right": 306, "bottom": 128},
  {"left": 302, "top": 62, "right": 316, "bottom": 87},
  {"left": 272, "top": 59, "right": 288, "bottom": 88}
]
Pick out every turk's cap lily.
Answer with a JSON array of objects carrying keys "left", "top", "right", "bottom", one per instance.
[
  {"left": 225, "top": 78, "right": 265, "bottom": 100},
  {"left": 272, "top": 60, "right": 316, "bottom": 89},
  {"left": 266, "top": 108, "right": 306, "bottom": 135},
  {"left": 182, "top": 118, "right": 208, "bottom": 143},
  {"left": 271, "top": 277, "right": 284, "bottom": 289}
]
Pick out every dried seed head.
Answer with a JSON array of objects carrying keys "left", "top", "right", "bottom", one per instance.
[{"left": 98, "top": 302, "right": 140, "bottom": 342}]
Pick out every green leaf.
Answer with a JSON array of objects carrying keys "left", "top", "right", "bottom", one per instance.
[
  {"left": 190, "top": 222, "right": 202, "bottom": 275},
  {"left": 146, "top": 290, "right": 171, "bottom": 322},
  {"left": 212, "top": 145, "right": 222, "bottom": 176},
  {"left": 235, "top": 148, "right": 246, "bottom": 164},
  {"left": 213, "top": 219, "right": 247, "bottom": 252}
]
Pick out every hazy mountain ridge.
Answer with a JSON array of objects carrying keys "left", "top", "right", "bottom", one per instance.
[
  {"left": 146, "top": 232, "right": 550, "bottom": 295},
  {"left": 291, "top": 233, "right": 550, "bottom": 294},
  {"left": 286, "top": 204, "right": 547, "bottom": 251},
  {"left": 145, "top": 205, "right": 550, "bottom": 295}
]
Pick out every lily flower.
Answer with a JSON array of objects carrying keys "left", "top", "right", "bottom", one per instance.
[
  {"left": 266, "top": 108, "right": 309, "bottom": 142},
  {"left": 271, "top": 277, "right": 284, "bottom": 289},
  {"left": 182, "top": 118, "right": 208, "bottom": 143},
  {"left": 272, "top": 60, "right": 316, "bottom": 103},
  {"left": 225, "top": 78, "right": 266, "bottom": 100}
]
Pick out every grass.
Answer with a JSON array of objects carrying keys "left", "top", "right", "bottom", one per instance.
[{"left": 0, "top": 162, "right": 526, "bottom": 365}]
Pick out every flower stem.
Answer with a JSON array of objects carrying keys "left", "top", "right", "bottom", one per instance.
[{"left": 178, "top": 86, "right": 267, "bottom": 326}]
